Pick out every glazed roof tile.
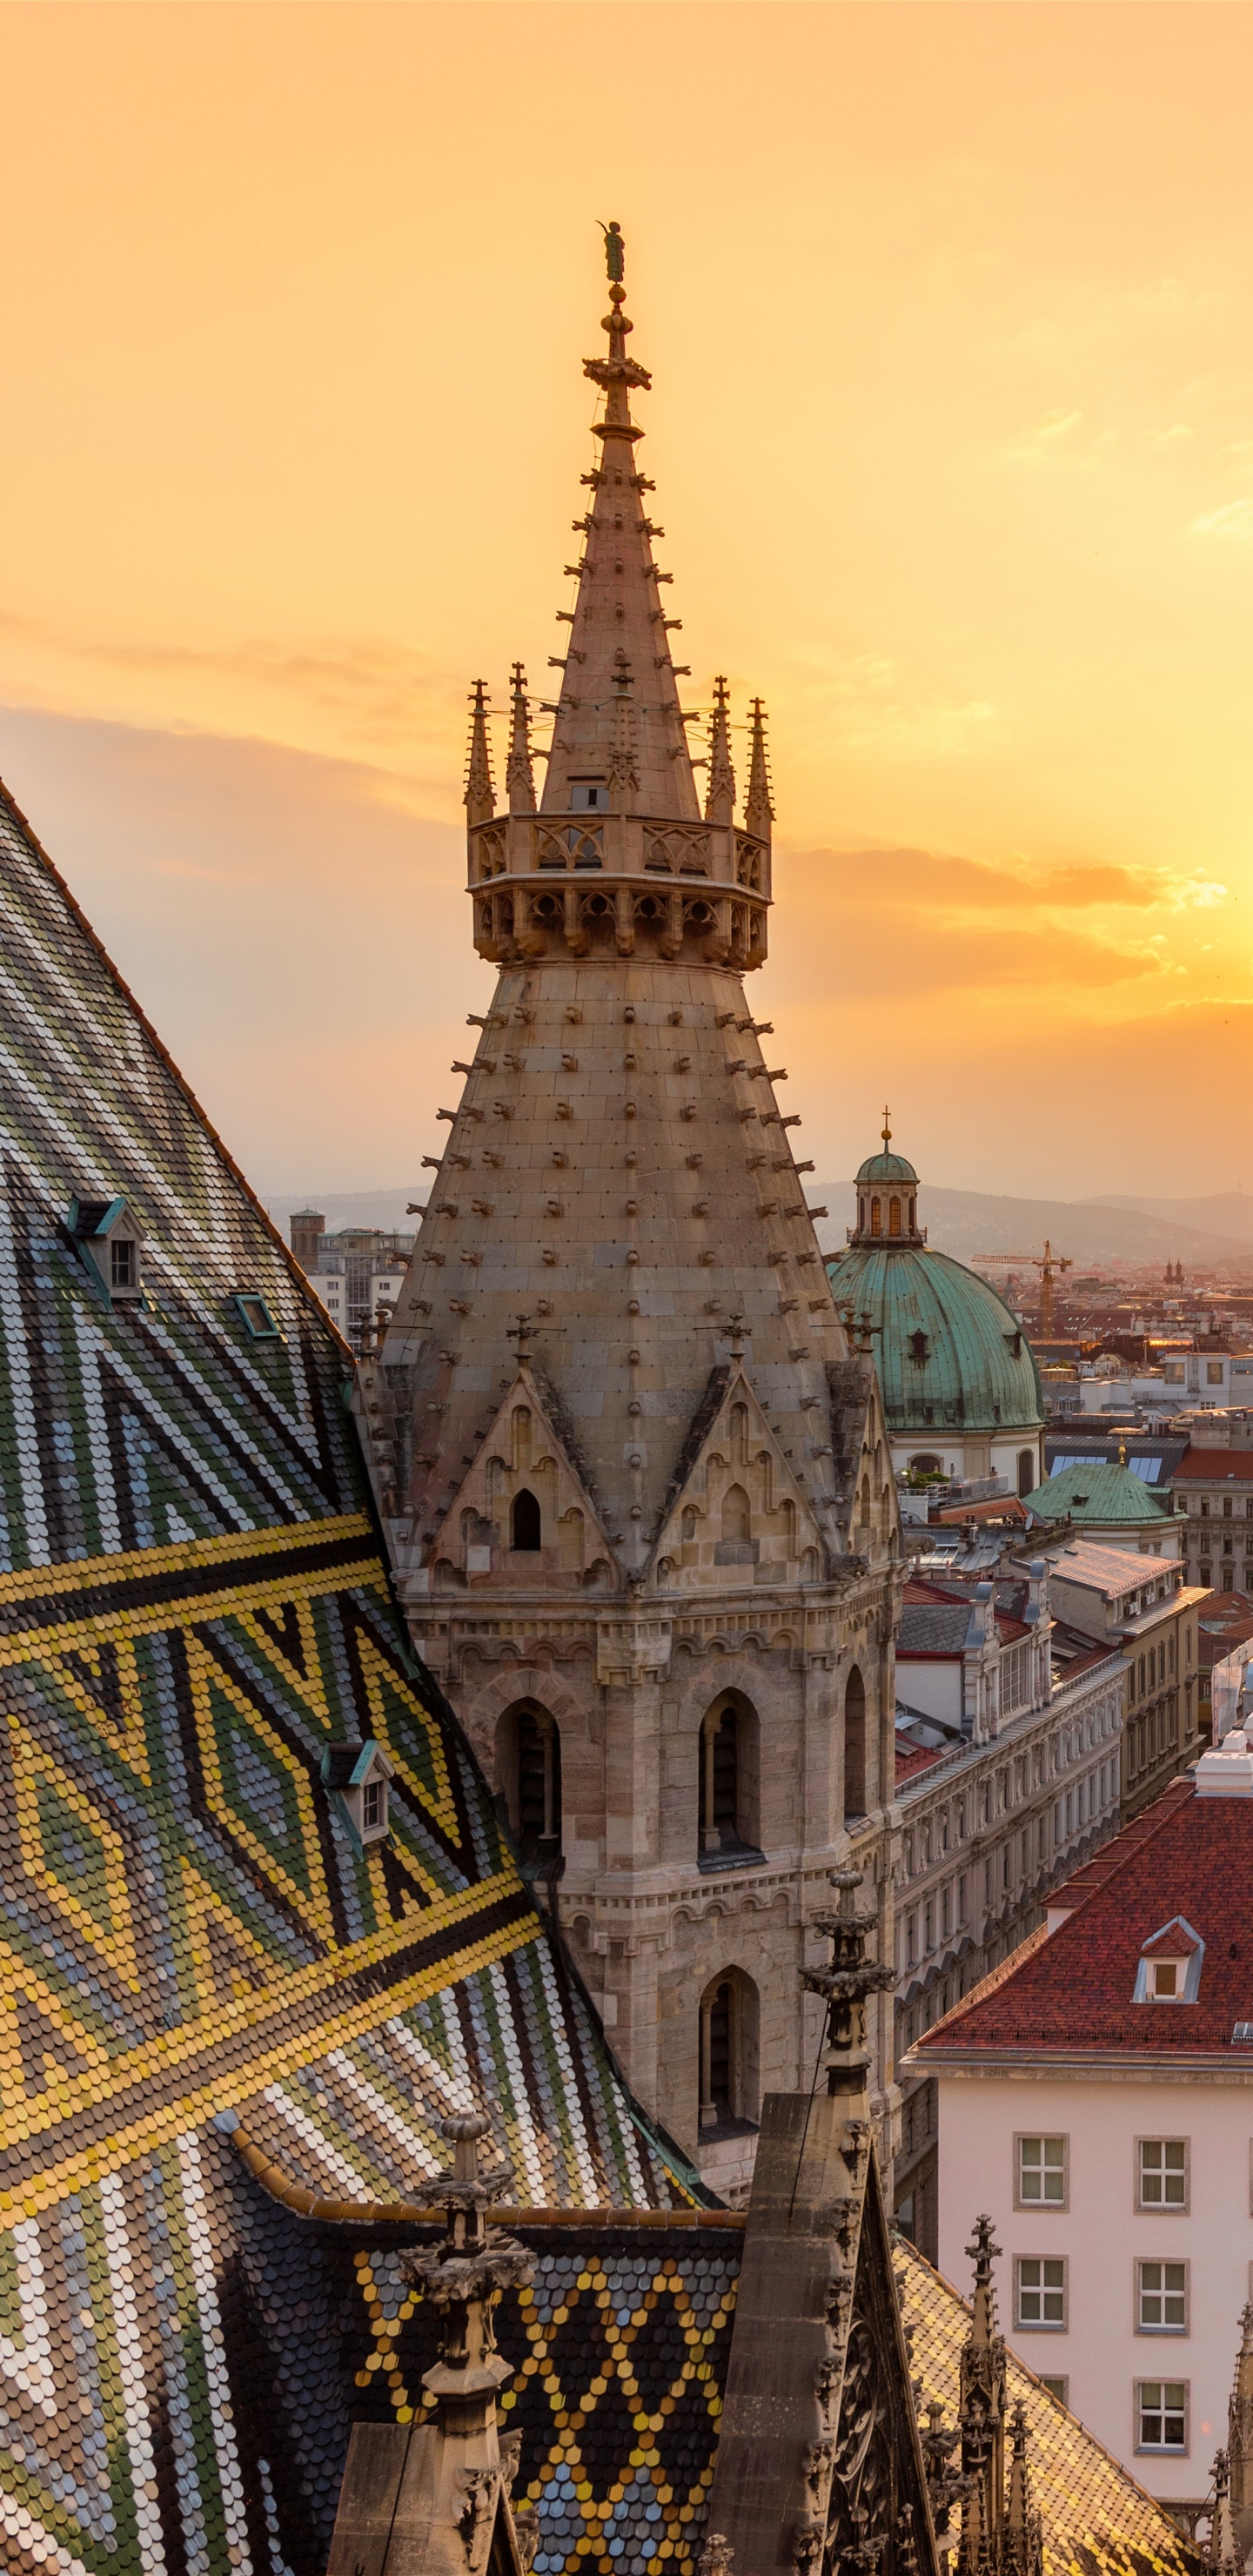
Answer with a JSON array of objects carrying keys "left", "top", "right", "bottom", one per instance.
[{"left": 0, "top": 771, "right": 695, "bottom": 2576}]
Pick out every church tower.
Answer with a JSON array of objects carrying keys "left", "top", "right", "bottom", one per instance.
[{"left": 376, "top": 232, "right": 901, "bottom": 2197}]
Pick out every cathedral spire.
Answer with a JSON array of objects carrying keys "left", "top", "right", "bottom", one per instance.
[
  {"left": 705, "top": 675, "right": 736, "bottom": 825},
  {"left": 744, "top": 697, "right": 774, "bottom": 844},
  {"left": 540, "top": 225, "right": 700, "bottom": 821},
  {"left": 506, "top": 663, "right": 535, "bottom": 815},
  {"left": 464, "top": 680, "right": 495, "bottom": 827}
]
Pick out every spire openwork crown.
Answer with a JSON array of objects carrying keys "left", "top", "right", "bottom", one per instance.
[{"left": 465, "top": 229, "right": 775, "bottom": 974}]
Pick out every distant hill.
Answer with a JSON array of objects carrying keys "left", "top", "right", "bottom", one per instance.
[
  {"left": 807, "top": 1184, "right": 1253, "bottom": 1270},
  {"left": 262, "top": 1181, "right": 1253, "bottom": 1271},
  {"left": 1082, "top": 1191, "right": 1253, "bottom": 1244}
]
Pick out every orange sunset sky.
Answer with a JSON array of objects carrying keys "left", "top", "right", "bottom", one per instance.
[{"left": 2, "top": 0, "right": 1252, "bottom": 1204}]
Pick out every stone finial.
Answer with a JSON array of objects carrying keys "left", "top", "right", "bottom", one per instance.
[
  {"left": 965, "top": 2215, "right": 1004, "bottom": 2348},
  {"left": 802, "top": 1864, "right": 895, "bottom": 2091},
  {"left": 465, "top": 681, "right": 496, "bottom": 826},
  {"left": 399, "top": 2111, "right": 530, "bottom": 2419},
  {"left": 506, "top": 664, "right": 536, "bottom": 815},
  {"left": 1004, "top": 2401, "right": 1043, "bottom": 2576},
  {"left": 1210, "top": 2449, "right": 1243, "bottom": 2576},
  {"left": 744, "top": 696, "right": 774, "bottom": 844},
  {"left": 1230, "top": 2305, "right": 1253, "bottom": 2513},
  {"left": 705, "top": 676, "right": 736, "bottom": 827},
  {"left": 697, "top": 2536, "right": 734, "bottom": 2576}
]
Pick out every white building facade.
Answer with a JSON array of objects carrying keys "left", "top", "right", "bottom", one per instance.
[{"left": 910, "top": 1748, "right": 1253, "bottom": 2515}]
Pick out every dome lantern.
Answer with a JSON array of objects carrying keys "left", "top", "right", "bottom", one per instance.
[{"left": 851, "top": 1106, "right": 923, "bottom": 1246}]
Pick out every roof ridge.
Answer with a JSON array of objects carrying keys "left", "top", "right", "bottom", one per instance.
[{"left": 0, "top": 768, "right": 338, "bottom": 1345}]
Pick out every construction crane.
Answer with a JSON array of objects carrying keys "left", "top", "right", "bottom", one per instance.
[{"left": 973, "top": 1240, "right": 1074, "bottom": 1338}]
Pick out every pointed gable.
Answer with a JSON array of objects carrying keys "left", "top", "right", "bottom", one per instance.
[
  {"left": 652, "top": 1360, "right": 828, "bottom": 1588},
  {"left": 423, "top": 1361, "right": 617, "bottom": 1593}
]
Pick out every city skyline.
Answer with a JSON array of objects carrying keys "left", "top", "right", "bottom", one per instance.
[{"left": 2, "top": 2, "right": 1252, "bottom": 1196}]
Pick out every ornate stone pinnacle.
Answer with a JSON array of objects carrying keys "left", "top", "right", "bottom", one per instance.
[
  {"left": 802, "top": 1865, "right": 895, "bottom": 2089},
  {"left": 399, "top": 2112, "right": 531, "bottom": 2417}
]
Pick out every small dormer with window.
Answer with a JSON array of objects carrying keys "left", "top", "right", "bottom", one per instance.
[
  {"left": 319, "top": 1740, "right": 393, "bottom": 1848},
  {"left": 231, "top": 1290, "right": 281, "bottom": 1342},
  {"left": 1133, "top": 1916, "right": 1204, "bottom": 2004},
  {"left": 68, "top": 1195, "right": 144, "bottom": 1305}
]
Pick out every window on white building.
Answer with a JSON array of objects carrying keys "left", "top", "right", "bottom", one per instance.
[
  {"left": 1136, "top": 2380, "right": 1188, "bottom": 2452},
  {"left": 1137, "top": 2138, "right": 1188, "bottom": 2210},
  {"left": 1015, "top": 2257, "right": 1066, "bottom": 2329},
  {"left": 1137, "top": 2261, "right": 1187, "bottom": 2331},
  {"left": 1016, "top": 2135, "right": 1068, "bottom": 2208}
]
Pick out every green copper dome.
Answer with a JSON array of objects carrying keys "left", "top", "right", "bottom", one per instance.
[
  {"left": 855, "top": 1147, "right": 919, "bottom": 1186},
  {"left": 827, "top": 1242, "right": 1043, "bottom": 1437}
]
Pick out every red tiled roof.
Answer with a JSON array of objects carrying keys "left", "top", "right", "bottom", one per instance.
[
  {"left": 1045, "top": 1780, "right": 1191, "bottom": 1918},
  {"left": 1196, "top": 1593, "right": 1253, "bottom": 1673},
  {"left": 930, "top": 1495, "right": 1029, "bottom": 1526},
  {"left": 895, "top": 1742, "right": 946, "bottom": 1784},
  {"left": 914, "top": 1777, "right": 1253, "bottom": 2059},
  {"left": 1177, "top": 1447, "right": 1253, "bottom": 1481}
]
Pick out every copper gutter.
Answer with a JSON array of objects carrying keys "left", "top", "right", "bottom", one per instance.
[{"left": 230, "top": 2123, "right": 746, "bottom": 2229}]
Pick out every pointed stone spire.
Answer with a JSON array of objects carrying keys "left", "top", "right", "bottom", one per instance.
[
  {"left": 1004, "top": 2403, "right": 1043, "bottom": 2576},
  {"left": 465, "top": 681, "right": 496, "bottom": 827},
  {"left": 541, "top": 225, "right": 700, "bottom": 820},
  {"left": 1229, "top": 2303, "right": 1253, "bottom": 2513},
  {"left": 744, "top": 696, "right": 774, "bottom": 845},
  {"left": 1210, "top": 2451, "right": 1243, "bottom": 2576},
  {"left": 958, "top": 2217, "right": 1007, "bottom": 2576},
  {"left": 705, "top": 675, "right": 736, "bottom": 825},
  {"left": 506, "top": 664, "right": 536, "bottom": 815}
]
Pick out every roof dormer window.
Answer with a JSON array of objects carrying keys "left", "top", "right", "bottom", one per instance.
[
  {"left": 231, "top": 1290, "right": 281, "bottom": 1342},
  {"left": 68, "top": 1195, "right": 144, "bottom": 1305},
  {"left": 1134, "top": 1915, "right": 1204, "bottom": 2005},
  {"left": 319, "top": 1739, "right": 394, "bottom": 1848}
]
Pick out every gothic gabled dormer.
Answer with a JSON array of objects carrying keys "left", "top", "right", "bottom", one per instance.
[
  {"left": 422, "top": 1351, "right": 617, "bottom": 1595},
  {"left": 651, "top": 1358, "right": 828, "bottom": 1592}
]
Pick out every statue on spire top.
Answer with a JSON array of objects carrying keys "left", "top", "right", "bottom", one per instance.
[{"left": 600, "top": 219, "right": 625, "bottom": 283}]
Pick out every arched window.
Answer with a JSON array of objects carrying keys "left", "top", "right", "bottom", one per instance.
[
  {"left": 700, "top": 1703, "right": 737, "bottom": 1851},
  {"left": 1017, "top": 1449, "right": 1035, "bottom": 1499},
  {"left": 721, "top": 1485, "right": 751, "bottom": 1543},
  {"left": 843, "top": 1665, "right": 868, "bottom": 1822},
  {"left": 699, "top": 1694, "right": 761, "bottom": 1859},
  {"left": 909, "top": 1197, "right": 916, "bottom": 1231},
  {"left": 497, "top": 1702, "right": 562, "bottom": 1866},
  {"left": 870, "top": 1196, "right": 882, "bottom": 1238},
  {"left": 511, "top": 1487, "right": 541, "bottom": 1551},
  {"left": 888, "top": 1197, "right": 901, "bottom": 1239},
  {"left": 699, "top": 1967, "right": 760, "bottom": 2132}
]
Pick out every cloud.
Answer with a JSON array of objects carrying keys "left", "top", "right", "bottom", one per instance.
[
  {"left": 1194, "top": 498, "right": 1253, "bottom": 540},
  {"left": 0, "top": 607, "right": 466, "bottom": 758},
  {"left": 790, "top": 656, "right": 995, "bottom": 758},
  {"left": 799, "top": 842, "right": 1216, "bottom": 917}
]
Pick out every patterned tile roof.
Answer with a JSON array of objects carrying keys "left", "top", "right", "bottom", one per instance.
[
  {"left": 914, "top": 1778, "right": 1253, "bottom": 2060},
  {"left": 0, "top": 774, "right": 696, "bottom": 2576},
  {"left": 229, "top": 2195, "right": 1191, "bottom": 2576},
  {"left": 894, "top": 2240, "right": 1197, "bottom": 2576}
]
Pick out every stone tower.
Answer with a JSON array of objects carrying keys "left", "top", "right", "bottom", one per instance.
[{"left": 376, "top": 231, "right": 901, "bottom": 2197}]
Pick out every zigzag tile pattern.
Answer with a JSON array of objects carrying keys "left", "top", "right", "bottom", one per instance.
[{"left": 0, "top": 779, "right": 692, "bottom": 2576}]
